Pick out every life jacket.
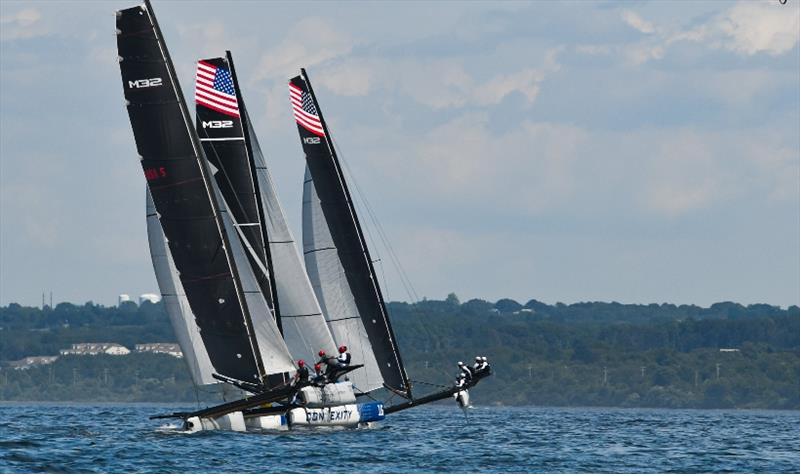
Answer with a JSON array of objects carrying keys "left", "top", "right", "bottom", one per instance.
[
  {"left": 337, "top": 353, "right": 351, "bottom": 366},
  {"left": 296, "top": 366, "right": 309, "bottom": 382}
]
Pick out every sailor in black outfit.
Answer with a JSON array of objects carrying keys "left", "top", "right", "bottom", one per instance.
[
  {"left": 337, "top": 345, "right": 351, "bottom": 368},
  {"left": 457, "top": 361, "right": 473, "bottom": 382},
  {"left": 472, "top": 356, "right": 483, "bottom": 374},
  {"left": 312, "top": 363, "right": 326, "bottom": 386},
  {"left": 326, "top": 345, "right": 351, "bottom": 383},
  {"left": 292, "top": 359, "right": 310, "bottom": 386},
  {"left": 480, "top": 356, "right": 491, "bottom": 373}
]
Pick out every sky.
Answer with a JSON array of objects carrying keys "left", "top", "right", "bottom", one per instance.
[{"left": 0, "top": 1, "right": 798, "bottom": 308}]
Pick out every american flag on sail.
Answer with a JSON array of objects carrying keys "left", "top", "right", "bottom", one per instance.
[
  {"left": 289, "top": 82, "right": 325, "bottom": 137},
  {"left": 195, "top": 61, "right": 239, "bottom": 117}
]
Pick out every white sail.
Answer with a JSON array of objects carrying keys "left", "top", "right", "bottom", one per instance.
[
  {"left": 216, "top": 184, "right": 296, "bottom": 376},
  {"left": 302, "top": 166, "right": 384, "bottom": 393},
  {"left": 146, "top": 189, "right": 216, "bottom": 386},
  {"left": 247, "top": 116, "right": 338, "bottom": 363}
]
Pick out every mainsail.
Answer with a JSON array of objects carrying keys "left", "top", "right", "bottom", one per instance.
[
  {"left": 195, "top": 52, "right": 337, "bottom": 363},
  {"left": 146, "top": 189, "right": 216, "bottom": 386},
  {"left": 290, "top": 70, "right": 410, "bottom": 396},
  {"left": 116, "top": 1, "right": 293, "bottom": 384}
]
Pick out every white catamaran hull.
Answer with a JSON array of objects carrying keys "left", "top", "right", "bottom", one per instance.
[
  {"left": 183, "top": 402, "right": 384, "bottom": 432},
  {"left": 185, "top": 411, "right": 247, "bottom": 432},
  {"left": 289, "top": 402, "right": 384, "bottom": 427}
]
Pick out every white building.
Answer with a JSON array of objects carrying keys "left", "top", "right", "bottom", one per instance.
[
  {"left": 60, "top": 343, "right": 131, "bottom": 356},
  {"left": 139, "top": 293, "right": 161, "bottom": 304},
  {"left": 118, "top": 294, "right": 132, "bottom": 306},
  {"left": 135, "top": 343, "right": 183, "bottom": 358},
  {"left": 8, "top": 356, "right": 59, "bottom": 370}
]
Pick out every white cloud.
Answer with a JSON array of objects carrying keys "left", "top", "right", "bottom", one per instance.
[
  {"left": 611, "top": 1, "right": 799, "bottom": 65},
  {"left": 313, "top": 49, "right": 560, "bottom": 110},
  {"left": 360, "top": 113, "right": 585, "bottom": 216},
  {"left": 640, "top": 134, "right": 723, "bottom": 216},
  {"left": 253, "top": 17, "right": 355, "bottom": 82},
  {"left": 717, "top": 1, "right": 800, "bottom": 56},
  {"left": 621, "top": 10, "right": 656, "bottom": 34},
  {"left": 0, "top": 8, "right": 46, "bottom": 41}
]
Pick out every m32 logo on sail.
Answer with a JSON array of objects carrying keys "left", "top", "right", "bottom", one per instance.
[
  {"left": 128, "top": 78, "right": 162, "bottom": 89},
  {"left": 202, "top": 120, "right": 233, "bottom": 129}
]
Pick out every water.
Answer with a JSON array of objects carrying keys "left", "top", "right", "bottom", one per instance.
[{"left": 1, "top": 404, "right": 798, "bottom": 473}]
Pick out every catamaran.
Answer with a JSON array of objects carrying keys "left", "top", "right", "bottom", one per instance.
[{"left": 117, "top": 0, "right": 490, "bottom": 432}]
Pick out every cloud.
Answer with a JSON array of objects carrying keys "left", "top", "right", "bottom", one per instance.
[
  {"left": 603, "top": 2, "right": 800, "bottom": 65},
  {"left": 359, "top": 113, "right": 585, "bottom": 217},
  {"left": 315, "top": 47, "right": 561, "bottom": 110},
  {"left": 253, "top": 17, "right": 355, "bottom": 82},
  {"left": 621, "top": 10, "right": 656, "bottom": 34},
  {"left": 717, "top": 1, "right": 800, "bottom": 56},
  {"left": 0, "top": 8, "right": 46, "bottom": 41}
]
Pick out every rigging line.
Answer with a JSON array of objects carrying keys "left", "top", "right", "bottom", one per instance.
[
  {"left": 410, "top": 379, "right": 449, "bottom": 389},
  {"left": 329, "top": 136, "right": 420, "bottom": 303},
  {"left": 351, "top": 383, "right": 379, "bottom": 402}
]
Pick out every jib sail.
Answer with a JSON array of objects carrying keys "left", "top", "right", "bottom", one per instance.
[{"left": 146, "top": 189, "right": 215, "bottom": 386}]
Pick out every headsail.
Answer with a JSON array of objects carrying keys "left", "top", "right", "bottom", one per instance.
[
  {"left": 117, "top": 1, "right": 294, "bottom": 384},
  {"left": 290, "top": 70, "right": 410, "bottom": 396},
  {"left": 195, "top": 52, "right": 337, "bottom": 363}
]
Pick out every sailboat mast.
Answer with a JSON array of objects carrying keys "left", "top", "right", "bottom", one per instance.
[
  {"left": 300, "top": 68, "right": 411, "bottom": 395},
  {"left": 226, "top": 51, "right": 284, "bottom": 336},
  {"left": 142, "top": 0, "right": 268, "bottom": 383}
]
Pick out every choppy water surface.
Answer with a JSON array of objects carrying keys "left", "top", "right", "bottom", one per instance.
[{"left": 1, "top": 404, "right": 798, "bottom": 473}]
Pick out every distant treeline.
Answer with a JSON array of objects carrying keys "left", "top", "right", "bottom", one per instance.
[{"left": 1, "top": 297, "right": 798, "bottom": 408}]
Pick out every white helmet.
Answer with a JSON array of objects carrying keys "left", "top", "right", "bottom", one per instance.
[
  {"left": 458, "top": 361, "right": 464, "bottom": 366},
  {"left": 458, "top": 373, "right": 465, "bottom": 378},
  {"left": 475, "top": 356, "right": 481, "bottom": 361},
  {"left": 482, "top": 357, "right": 487, "bottom": 362}
]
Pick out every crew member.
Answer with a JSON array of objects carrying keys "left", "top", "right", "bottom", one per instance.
[
  {"left": 336, "top": 345, "right": 351, "bottom": 368},
  {"left": 312, "top": 363, "right": 326, "bottom": 386},
  {"left": 472, "top": 356, "right": 483, "bottom": 373},
  {"left": 457, "top": 361, "right": 473, "bottom": 382},
  {"left": 325, "top": 345, "right": 351, "bottom": 383},
  {"left": 454, "top": 373, "right": 467, "bottom": 389},
  {"left": 480, "top": 356, "right": 491, "bottom": 373},
  {"left": 292, "top": 359, "right": 310, "bottom": 386}
]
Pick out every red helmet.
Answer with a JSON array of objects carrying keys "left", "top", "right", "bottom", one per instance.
[
  {"left": 314, "top": 363, "right": 321, "bottom": 371},
  {"left": 318, "top": 350, "right": 326, "bottom": 357},
  {"left": 338, "top": 345, "right": 347, "bottom": 353},
  {"left": 297, "top": 359, "right": 305, "bottom": 367}
]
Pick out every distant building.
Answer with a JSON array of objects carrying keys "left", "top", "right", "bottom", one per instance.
[
  {"left": 8, "top": 356, "right": 59, "bottom": 370},
  {"left": 719, "top": 348, "right": 740, "bottom": 353},
  {"left": 139, "top": 293, "right": 161, "bottom": 304},
  {"left": 135, "top": 343, "right": 183, "bottom": 358},
  {"left": 60, "top": 343, "right": 131, "bottom": 356},
  {"left": 118, "top": 294, "right": 132, "bottom": 306}
]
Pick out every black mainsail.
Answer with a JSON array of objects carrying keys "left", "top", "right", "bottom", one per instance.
[
  {"left": 290, "top": 70, "right": 411, "bottom": 396},
  {"left": 195, "top": 53, "right": 338, "bottom": 364},
  {"left": 194, "top": 55, "right": 277, "bottom": 325},
  {"left": 116, "top": 1, "right": 293, "bottom": 385}
]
